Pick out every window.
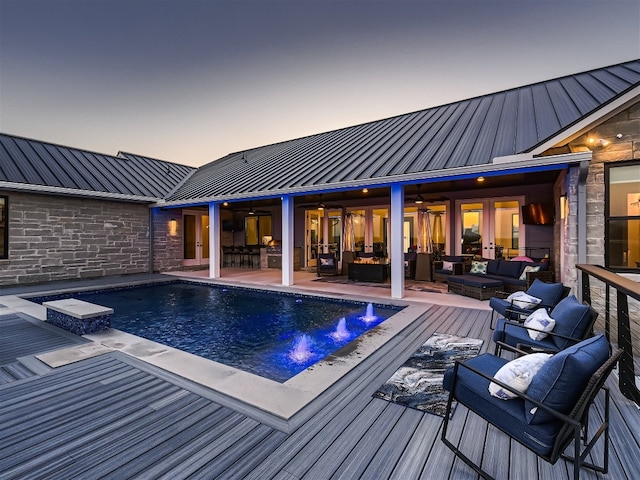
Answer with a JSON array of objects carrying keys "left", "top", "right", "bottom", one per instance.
[
  {"left": 0, "top": 196, "right": 6, "bottom": 259},
  {"left": 606, "top": 162, "right": 640, "bottom": 270},
  {"left": 244, "top": 215, "right": 272, "bottom": 246}
]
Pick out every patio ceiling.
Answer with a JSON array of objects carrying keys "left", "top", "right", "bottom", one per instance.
[{"left": 208, "top": 168, "right": 562, "bottom": 212}]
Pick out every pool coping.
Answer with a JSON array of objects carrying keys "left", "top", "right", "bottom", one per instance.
[{"left": 2, "top": 277, "right": 432, "bottom": 432}]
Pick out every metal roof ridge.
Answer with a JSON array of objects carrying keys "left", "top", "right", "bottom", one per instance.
[
  {"left": 0, "top": 181, "right": 161, "bottom": 203},
  {"left": 117, "top": 151, "right": 197, "bottom": 169}
]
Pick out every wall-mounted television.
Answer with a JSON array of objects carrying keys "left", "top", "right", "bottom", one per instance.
[
  {"left": 521, "top": 203, "right": 555, "bottom": 225},
  {"left": 222, "top": 218, "right": 244, "bottom": 232}
]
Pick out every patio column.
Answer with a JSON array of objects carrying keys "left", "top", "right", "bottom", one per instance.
[
  {"left": 209, "top": 202, "right": 221, "bottom": 279},
  {"left": 281, "top": 195, "right": 294, "bottom": 286},
  {"left": 390, "top": 184, "right": 405, "bottom": 299},
  {"left": 577, "top": 160, "right": 589, "bottom": 296}
]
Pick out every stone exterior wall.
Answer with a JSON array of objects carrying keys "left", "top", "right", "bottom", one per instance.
[
  {"left": 152, "top": 207, "right": 184, "bottom": 273},
  {"left": 561, "top": 102, "right": 640, "bottom": 288},
  {"left": 0, "top": 192, "right": 151, "bottom": 286},
  {"left": 563, "top": 102, "right": 640, "bottom": 343}
]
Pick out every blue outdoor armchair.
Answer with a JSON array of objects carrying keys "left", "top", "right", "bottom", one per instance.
[
  {"left": 489, "top": 279, "right": 570, "bottom": 329},
  {"left": 493, "top": 295, "right": 598, "bottom": 356},
  {"left": 316, "top": 252, "right": 338, "bottom": 276},
  {"left": 442, "top": 334, "right": 620, "bottom": 480}
]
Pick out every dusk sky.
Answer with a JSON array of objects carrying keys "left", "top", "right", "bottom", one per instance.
[{"left": 1, "top": 0, "right": 639, "bottom": 168}]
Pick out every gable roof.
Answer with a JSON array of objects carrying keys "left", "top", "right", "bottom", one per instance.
[
  {"left": 0, "top": 134, "right": 196, "bottom": 201},
  {"left": 166, "top": 59, "right": 640, "bottom": 204}
]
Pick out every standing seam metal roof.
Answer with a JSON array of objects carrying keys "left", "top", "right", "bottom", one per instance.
[
  {"left": 0, "top": 135, "right": 196, "bottom": 199},
  {"left": 166, "top": 59, "right": 640, "bottom": 202}
]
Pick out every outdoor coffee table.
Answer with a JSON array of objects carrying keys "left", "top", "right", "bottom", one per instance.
[{"left": 348, "top": 262, "right": 389, "bottom": 283}]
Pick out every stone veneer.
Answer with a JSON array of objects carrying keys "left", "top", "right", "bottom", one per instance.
[
  {"left": 152, "top": 207, "right": 184, "bottom": 273},
  {"left": 0, "top": 192, "right": 150, "bottom": 286},
  {"left": 562, "top": 102, "right": 640, "bottom": 344}
]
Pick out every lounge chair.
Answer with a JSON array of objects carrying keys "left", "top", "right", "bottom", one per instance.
[
  {"left": 493, "top": 295, "right": 598, "bottom": 356},
  {"left": 442, "top": 334, "right": 620, "bottom": 480},
  {"left": 317, "top": 252, "right": 338, "bottom": 276},
  {"left": 489, "top": 279, "right": 569, "bottom": 328}
]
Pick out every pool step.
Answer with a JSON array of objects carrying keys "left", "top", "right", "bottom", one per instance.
[{"left": 0, "top": 356, "right": 52, "bottom": 385}]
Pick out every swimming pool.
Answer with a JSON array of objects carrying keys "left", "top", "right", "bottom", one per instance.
[{"left": 37, "top": 281, "right": 402, "bottom": 382}]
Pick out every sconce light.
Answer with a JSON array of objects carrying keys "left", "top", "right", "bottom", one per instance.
[
  {"left": 169, "top": 218, "right": 178, "bottom": 236},
  {"left": 588, "top": 137, "right": 609, "bottom": 147}
]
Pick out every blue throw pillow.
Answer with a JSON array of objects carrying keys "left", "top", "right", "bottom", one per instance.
[
  {"left": 497, "top": 260, "right": 522, "bottom": 279},
  {"left": 525, "top": 334, "right": 609, "bottom": 424},
  {"left": 526, "top": 279, "right": 565, "bottom": 307},
  {"left": 486, "top": 259, "right": 501, "bottom": 275},
  {"left": 550, "top": 296, "right": 592, "bottom": 349}
]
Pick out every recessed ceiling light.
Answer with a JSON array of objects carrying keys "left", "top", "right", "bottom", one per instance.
[{"left": 477, "top": 176, "right": 485, "bottom": 182}]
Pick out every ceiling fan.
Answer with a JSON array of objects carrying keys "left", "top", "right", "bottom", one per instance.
[
  {"left": 297, "top": 194, "right": 344, "bottom": 211},
  {"left": 408, "top": 185, "right": 449, "bottom": 204}
]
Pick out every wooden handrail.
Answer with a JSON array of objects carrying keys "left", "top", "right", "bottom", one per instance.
[
  {"left": 576, "top": 264, "right": 640, "bottom": 405},
  {"left": 576, "top": 264, "right": 640, "bottom": 301}
]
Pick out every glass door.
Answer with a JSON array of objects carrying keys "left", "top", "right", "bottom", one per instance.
[
  {"left": 304, "top": 209, "right": 343, "bottom": 268},
  {"left": 492, "top": 199, "right": 521, "bottom": 260},
  {"left": 371, "top": 208, "right": 389, "bottom": 258},
  {"left": 456, "top": 197, "right": 523, "bottom": 259},
  {"left": 183, "top": 212, "right": 210, "bottom": 267},
  {"left": 347, "top": 207, "right": 389, "bottom": 259},
  {"left": 326, "top": 210, "right": 343, "bottom": 260},
  {"left": 305, "top": 210, "right": 320, "bottom": 268}
]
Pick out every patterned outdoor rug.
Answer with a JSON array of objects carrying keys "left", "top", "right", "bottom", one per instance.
[
  {"left": 373, "top": 332, "right": 483, "bottom": 417},
  {"left": 313, "top": 276, "right": 450, "bottom": 294}
]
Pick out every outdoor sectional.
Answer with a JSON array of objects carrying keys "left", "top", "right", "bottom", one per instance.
[{"left": 447, "top": 258, "right": 554, "bottom": 300}]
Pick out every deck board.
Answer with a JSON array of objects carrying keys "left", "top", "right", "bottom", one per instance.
[{"left": 1, "top": 300, "right": 639, "bottom": 480}]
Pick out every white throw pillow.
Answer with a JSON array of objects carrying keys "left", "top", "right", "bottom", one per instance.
[
  {"left": 523, "top": 308, "right": 556, "bottom": 341},
  {"left": 519, "top": 265, "right": 540, "bottom": 280},
  {"left": 442, "top": 260, "right": 454, "bottom": 271},
  {"left": 488, "top": 353, "right": 552, "bottom": 400},
  {"left": 506, "top": 291, "right": 542, "bottom": 310}
]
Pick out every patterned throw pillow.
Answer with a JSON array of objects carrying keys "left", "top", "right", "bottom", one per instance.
[
  {"left": 524, "top": 308, "right": 556, "bottom": 340},
  {"left": 519, "top": 265, "right": 540, "bottom": 280},
  {"left": 320, "top": 257, "right": 334, "bottom": 266},
  {"left": 488, "top": 353, "right": 552, "bottom": 400},
  {"left": 470, "top": 260, "right": 488, "bottom": 274}
]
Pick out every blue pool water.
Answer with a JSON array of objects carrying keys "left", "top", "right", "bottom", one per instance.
[{"left": 40, "top": 282, "right": 402, "bottom": 382}]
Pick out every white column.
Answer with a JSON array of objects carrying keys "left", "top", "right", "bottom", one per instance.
[
  {"left": 281, "top": 195, "right": 294, "bottom": 286},
  {"left": 390, "top": 184, "right": 405, "bottom": 299},
  {"left": 209, "top": 202, "right": 221, "bottom": 279}
]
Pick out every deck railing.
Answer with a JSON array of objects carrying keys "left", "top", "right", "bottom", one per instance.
[{"left": 577, "top": 264, "right": 640, "bottom": 405}]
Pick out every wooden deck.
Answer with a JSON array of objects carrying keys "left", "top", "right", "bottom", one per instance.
[{"left": 1, "top": 297, "right": 640, "bottom": 479}]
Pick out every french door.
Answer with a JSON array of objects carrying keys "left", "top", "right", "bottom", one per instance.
[
  {"left": 183, "top": 211, "right": 210, "bottom": 267},
  {"left": 349, "top": 207, "right": 389, "bottom": 257},
  {"left": 456, "top": 197, "right": 524, "bottom": 259},
  {"left": 304, "top": 209, "right": 343, "bottom": 267}
]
